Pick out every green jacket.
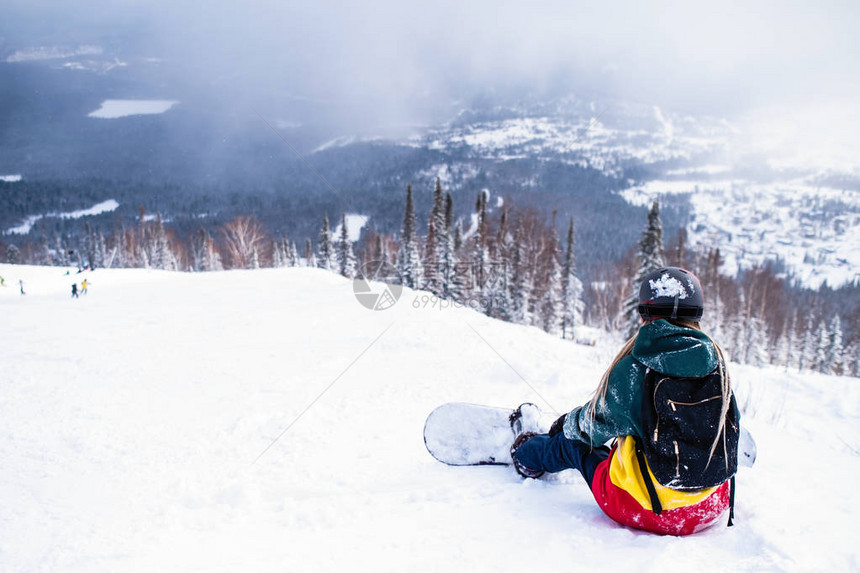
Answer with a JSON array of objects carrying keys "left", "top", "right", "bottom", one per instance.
[{"left": 563, "top": 319, "right": 721, "bottom": 446}]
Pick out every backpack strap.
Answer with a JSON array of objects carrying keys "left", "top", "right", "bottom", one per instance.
[
  {"left": 727, "top": 475, "right": 735, "bottom": 527},
  {"left": 634, "top": 438, "right": 663, "bottom": 516},
  {"left": 636, "top": 437, "right": 737, "bottom": 527}
]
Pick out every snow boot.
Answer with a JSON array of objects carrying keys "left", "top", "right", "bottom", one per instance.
[
  {"left": 509, "top": 402, "right": 542, "bottom": 436},
  {"left": 511, "top": 432, "right": 544, "bottom": 479}
]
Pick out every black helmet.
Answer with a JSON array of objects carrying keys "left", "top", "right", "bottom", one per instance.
[{"left": 637, "top": 267, "right": 704, "bottom": 321}]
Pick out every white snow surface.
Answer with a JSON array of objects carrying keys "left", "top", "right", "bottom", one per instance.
[
  {"left": 331, "top": 214, "right": 369, "bottom": 242},
  {"left": 1, "top": 264, "right": 858, "bottom": 572},
  {"left": 88, "top": 100, "right": 179, "bottom": 119},
  {"left": 5, "top": 45, "right": 103, "bottom": 63}
]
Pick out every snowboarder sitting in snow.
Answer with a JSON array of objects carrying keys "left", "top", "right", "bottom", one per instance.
[{"left": 511, "top": 267, "right": 739, "bottom": 536}]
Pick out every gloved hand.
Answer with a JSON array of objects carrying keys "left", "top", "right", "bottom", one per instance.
[{"left": 548, "top": 413, "right": 567, "bottom": 437}]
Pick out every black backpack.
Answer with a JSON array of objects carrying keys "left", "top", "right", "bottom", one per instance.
[{"left": 635, "top": 366, "right": 740, "bottom": 519}]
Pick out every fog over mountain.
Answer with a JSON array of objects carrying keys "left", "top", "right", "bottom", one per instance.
[
  {"left": 4, "top": 0, "right": 858, "bottom": 158},
  {"left": 2, "top": 0, "right": 858, "bottom": 288}
]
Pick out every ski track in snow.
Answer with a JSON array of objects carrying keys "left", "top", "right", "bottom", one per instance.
[
  {"left": 4, "top": 200, "right": 120, "bottom": 235},
  {"left": 0, "top": 264, "right": 858, "bottom": 572}
]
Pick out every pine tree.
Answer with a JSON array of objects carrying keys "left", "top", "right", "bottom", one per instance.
[
  {"left": 488, "top": 205, "right": 512, "bottom": 321},
  {"left": 35, "top": 232, "right": 51, "bottom": 266},
  {"left": 204, "top": 231, "right": 223, "bottom": 271},
  {"left": 135, "top": 206, "right": 148, "bottom": 268},
  {"left": 780, "top": 312, "right": 798, "bottom": 370},
  {"left": 798, "top": 312, "right": 816, "bottom": 372},
  {"left": 271, "top": 239, "right": 283, "bottom": 268},
  {"left": 510, "top": 220, "right": 532, "bottom": 325},
  {"left": 423, "top": 216, "right": 441, "bottom": 294},
  {"left": 704, "top": 289, "right": 726, "bottom": 345},
  {"left": 304, "top": 238, "right": 313, "bottom": 267},
  {"left": 373, "top": 233, "right": 387, "bottom": 265},
  {"left": 190, "top": 227, "right": 221, "bottom": 271},
  {"left": 289, "top": 241, "right": 299, "bottom": 267},
  {"left": 540, "top": 249, "right": 562, "bottom": 334},
  {"left": 432, "top": 178, "right": 447, "bottom": 247},
  {"left": 283, "top": 239, "right": 292, "bottom": 267},
  {"left": 825, "top": 315, "right": 845, "bottom": 375},
  {"left": 746, "top": 315, "right": 770, "bottom": 367},
  {"left": 700, "top": 248, "right": 724, "bottom": 337},
  {"left": 725, "top": 296, "right": 747, "bottom": 363},
  {"left": 625, "top": 199, "right": 665, "bottom": 337},
  {"left": 453, "top": 219, "right": 464, "bottom": 254},
  {"left": 84, "top": 221, "right": 97, "bottom": 269},
  {"left": 789, "top": 311, "right": 806, "bottom": 370},
  {"left": 281, "top": 238, "right": 291, "bottom": 267},
  {"left": 316, "top": 213, "right": 335, "bottom": 271},
  {"left": 672, "top": 226, "right": 688, "bottom": 267},
  {"left": 423, "top": 180, "right": 445, "bottom": 295},
  {"left": 95, "top": 231, "right": 107, "bottom": 269},
  {"left": 250, "top": 246, "right": 260, "bottom": 269},
  {"left": 538, "top": 213, "right": 563, "bottom": 334},
  {"left": 560, "top": 216, "right": 584, "bottom": 340},
  {"left": 6, "top": 243, "right": 19, "bottom": 264},
  {"left": 53, "top": 233, "right": 70, "bottom": 266},
  {"left": 396, "top": 184, "right": 422, "bottom": 288},
  {"left": 848, "top": 341, "right": 860, "bottom": 378},
  {"left": 814, "top": 320, "right": 829, "bottom": 373},
  {"left": 471, "top": 191, "right": 490, "bottom": 300},
  {"left": 774, "top": 327, "right": 791, "bottom": 371},
  {"left": 439, "top": 189, "right": 455, "bottom": 297},
  {"left": 336, "top": 212, "right": 356, "bottom": 278},
  {"left": 191, "top": 228, "right": 207, "bottom": 271},
  {"left": 151, "top": 213, "right": 178, "bottom": 271}
]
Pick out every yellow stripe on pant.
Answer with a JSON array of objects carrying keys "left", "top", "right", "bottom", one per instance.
[{"left": 608, "top": 436, "right": 719, "bottom": 511}]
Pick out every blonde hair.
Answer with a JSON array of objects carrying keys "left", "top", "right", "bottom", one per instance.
[{"left": 587, "top": 320, "right": 733, "bottom": 466}]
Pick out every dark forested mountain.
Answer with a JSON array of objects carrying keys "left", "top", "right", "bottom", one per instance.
[{"left": 1, "top": 44, "right": 858, "bottom": 287}]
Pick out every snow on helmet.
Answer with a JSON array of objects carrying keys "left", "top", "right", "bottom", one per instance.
[{"left": 637, "top": 267, "right": 704, "bottom": 322}]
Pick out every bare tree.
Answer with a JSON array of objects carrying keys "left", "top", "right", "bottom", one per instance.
[{"left": 220, "top": 216, "right": 267, "bottom": 270}]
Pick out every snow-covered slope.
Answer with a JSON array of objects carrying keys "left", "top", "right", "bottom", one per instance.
[
  {"left": 5, "top": 199, "right": 120, "bottom": 235},
  {"left": 623, "top": 179, "right": 860, "bottom": 288},
  {"left": 418, "top": 98, "right": 860, "bottom": 288},
  {"left": 1, "top": 264, "right": 858, "bottom": 572},
  {"left": 418, "top": 100, "right": 734, "bottom": 176},
  {"left": 88, "top": 100, "right": 179, "bottom": 119}
]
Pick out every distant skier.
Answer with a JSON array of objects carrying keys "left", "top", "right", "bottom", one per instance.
[
  {"left": 18, "top": 279, "right": 25, "bottom": 295},
  {"left": 0, "top": 275, "right": 5, "bottom": 286},
  {"left": 81, "top": 279, "right": 89, "bottom": 295},
  {"left": 71, "top": 283, "right": 79, "bottom": 298},
  {"left": 510, "top": 267, "right": 739, "bottom": 536}
]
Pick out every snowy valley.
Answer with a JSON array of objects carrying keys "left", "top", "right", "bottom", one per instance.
[{"left": 407, "top": 99, "right": 860, "bottom": 289}]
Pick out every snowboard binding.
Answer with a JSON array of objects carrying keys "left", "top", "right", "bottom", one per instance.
[
  {"left": 510, "top": 432, "right": 544, "bottom": 479},
  {"left": 508, "top": 402, "right": 542, "bottom": 436}
]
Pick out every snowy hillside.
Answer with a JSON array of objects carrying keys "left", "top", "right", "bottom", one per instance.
[
  {"left": 623, "top": 178, "right": 860, "bottom": 288},
  {"left": 419, "top": 101, "right": 733, "bottom": 175},
  {"left": 1, "top": 264, "right": 858, "bottom": 572},
  {"left": 410, "top": 98, "right": 860, "bottom": 289}
]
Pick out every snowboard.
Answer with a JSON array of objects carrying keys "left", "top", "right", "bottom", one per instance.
[{"left": 423, "top": 402, "right": 757, "bottom": 468}]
